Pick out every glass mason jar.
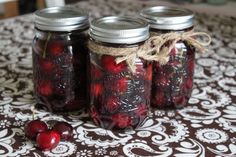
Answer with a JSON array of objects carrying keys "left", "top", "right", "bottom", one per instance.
[
  {"left": 88, "top": 16, "right": 151, "bottom": 130},
  {"left": 32, "top": 7, "right": 89, "bottom": 112},
  {"left": 141, "top": 6, "right": 195, "bottom": 108}
]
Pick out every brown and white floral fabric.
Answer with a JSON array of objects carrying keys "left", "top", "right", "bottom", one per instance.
[{"left": 0, "top": 0, "right": 235, "bottom": 156}]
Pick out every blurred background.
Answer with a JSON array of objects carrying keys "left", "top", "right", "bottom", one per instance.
[{"left": 0, "top": 0, "right": 235, "bottom": 19}]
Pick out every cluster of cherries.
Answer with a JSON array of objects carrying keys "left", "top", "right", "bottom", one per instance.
[
  {"left": 89, "top": 54, "right": 152, "bottom": 129},
  {"left": 24, "top": 119, "right": 73, "bottom": 151}
]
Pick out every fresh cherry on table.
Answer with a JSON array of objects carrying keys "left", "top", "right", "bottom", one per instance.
[
  {"left": 53, "top": 121, "right": 73, "bottom": 141},
  {"left": 24, "top": 119, "right": 74, "bottom": 151},
  {"left": 36, "top": 130, "right": 60, "bottom": 151},
  {"left": 24, "top": 120, "right": 48, "bottom": 140}
]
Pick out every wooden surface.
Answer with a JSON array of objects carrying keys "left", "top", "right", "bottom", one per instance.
[
  {"left": 0, "top": 1, "right": 18, "bottom": 19},
  {"left": 0, "top": 0, "right": 45, "bottom": 19}
]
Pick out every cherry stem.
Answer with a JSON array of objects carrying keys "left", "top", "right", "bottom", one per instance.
[
  {"left": 32, "top": 111, "right": 35, "bottom": 120},
  {"left": 32, "top": 108, "right": 35, "bottom": 120},
  {"left": 30, "top": 105, "right": 36, "bottom": 120},
  {"left": 42, "top": 32, "right": 52, "bottom": 58}
]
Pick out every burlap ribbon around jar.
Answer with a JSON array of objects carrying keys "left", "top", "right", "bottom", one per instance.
[{"left": 88, "top": 31, "right": 212, "bottom": 73}]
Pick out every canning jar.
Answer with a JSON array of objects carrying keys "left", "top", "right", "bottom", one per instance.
[
  {"left": 32, "top": 7, "right": 89, "bottom": 112},
  {"left": 88, "top": 16, "right": 151, "bottom": 130},
  {"left": 141, "top": 6, "right": 195, "bottom": 108}
]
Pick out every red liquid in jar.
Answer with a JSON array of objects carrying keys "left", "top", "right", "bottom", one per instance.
[
  {"left": 140, "top": 6, "right": 196, "bottom": 108},
  {"left": 32, "top": 30, "right": 88, "bottom": 112},
  {"left": 88, "top": 48, "right": 152, "bottom": 130},
  {"left": 152, "top": 40, "right": 195, "bottom": 108}
]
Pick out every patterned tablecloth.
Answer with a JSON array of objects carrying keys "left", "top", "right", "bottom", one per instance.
[{"left": 0, "top": 0, "right": 235, "bottom": 156}]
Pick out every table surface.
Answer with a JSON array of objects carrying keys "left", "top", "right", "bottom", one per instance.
[{"left": 0, "top": 0, "right": 236, "bottom": 156}]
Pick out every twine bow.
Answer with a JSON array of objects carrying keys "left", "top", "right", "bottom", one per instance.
[{"left": 88, "top": 31, "right": 211, "bottom": 73}]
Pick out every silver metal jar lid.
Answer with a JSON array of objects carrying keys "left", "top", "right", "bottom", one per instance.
[
  {"left": 140, "top": 6, "right": 194, "bottom": 30},
  {"left": 89, "top": 16, "right": 149, "bottom": 44},
  {"left": 34, "top": 7, "right": 89, "bottom": 31}
]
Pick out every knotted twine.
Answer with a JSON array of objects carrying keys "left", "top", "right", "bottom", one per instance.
[{"left": 88, "top": 31, "right": 211, "bottom": 73}]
